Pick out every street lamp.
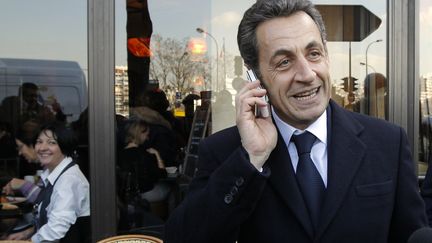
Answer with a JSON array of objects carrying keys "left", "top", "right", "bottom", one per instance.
[
  {"left": 360, "top": 62, "right": 376, "bottom": 73},
  {"left": 365, "top": 39, "right": 382, "bottom": 77},
  {"left": 196, "top": 27, "right": 219, "bottom": 91}
]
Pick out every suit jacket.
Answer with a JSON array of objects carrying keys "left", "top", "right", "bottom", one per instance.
[
  {"left": 165, "top": 100, "right": 427, "bottom": 242},
  {"left": 421, "top": 160, "right": 432, "bottom": 225}
]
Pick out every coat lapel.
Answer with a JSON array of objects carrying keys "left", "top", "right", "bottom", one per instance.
[
  {"left": 316, "top": 101, "right": 366, "bottom": 239},
  {"left": 267, "top": 132, "right": 315, "bottom": 238}
]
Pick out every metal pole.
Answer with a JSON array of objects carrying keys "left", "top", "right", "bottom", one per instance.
[
  {"left": 197, "top": 28, "right": 219, "bottom": 92},
  {"left": 365, "top": 39, "right": 383, "bottom": 77}
]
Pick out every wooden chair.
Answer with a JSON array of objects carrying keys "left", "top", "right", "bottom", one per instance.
[{"left": 97, "top": 234, "right": 163, "bottom": 243}]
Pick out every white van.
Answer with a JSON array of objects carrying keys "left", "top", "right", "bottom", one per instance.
[{"left": 0, "top": 58, "right": 87, "bottom": 124}]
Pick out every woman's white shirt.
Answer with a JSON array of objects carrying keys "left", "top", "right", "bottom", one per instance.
[{"left": 32, "top": 157, "right": 90, "bottom": 243}]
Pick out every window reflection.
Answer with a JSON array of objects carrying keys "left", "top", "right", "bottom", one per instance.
[
  {"left": 419, "top": 0, "right": 432, "bottom": 176},
  {"left": 0, "top": 0, "right": 88, "bottom": 240},
  {"left": 115, "top": 0, "right": 212, "bottom": 236},
  {"left": 314, "top": 3, "right": 387, "bottom": 119},
  {"left": 114, "top": 0, "right": 388, "bottom": 235}
]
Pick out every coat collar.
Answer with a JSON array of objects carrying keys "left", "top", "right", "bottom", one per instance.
[{"left": 316, "top": 100, "right": 366, "bottom": 239}]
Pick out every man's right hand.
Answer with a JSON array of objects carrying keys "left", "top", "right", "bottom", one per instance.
[{"left": 235, "top": 80, "right": 277, "bottom": 170}]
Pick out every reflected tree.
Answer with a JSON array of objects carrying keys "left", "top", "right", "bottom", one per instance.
[{"left": 150, "top": 34, "right": 209, "bottom": 95}]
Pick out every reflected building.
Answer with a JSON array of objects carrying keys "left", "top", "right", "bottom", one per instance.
[{"left": 115, "top": 66, "right": 129, "bottom": 117}]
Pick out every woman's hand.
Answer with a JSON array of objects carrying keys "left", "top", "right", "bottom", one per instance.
[
  {"left": 2, "top": 178, "right": 26, "bottom": 195},
  {"left": 6, "top": 226, "right": 34, "bottom": 240},
  {"left": 147, "top": 148, "right": 165, "bottom": 169}
]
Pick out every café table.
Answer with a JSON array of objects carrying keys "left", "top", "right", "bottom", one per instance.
[{"left": 0, "top": 197, "right": 32, "bottom": 236}]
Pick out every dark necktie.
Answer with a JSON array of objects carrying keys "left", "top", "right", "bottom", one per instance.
[
  {"left": 292, "top": 131, "right": 325, "bottom": 230},
  {"left": 34, "top": 162, "right": 76, "bottom": 229},
  {"left": 35, "top": 180, "right": 53, "bottom": 229}
]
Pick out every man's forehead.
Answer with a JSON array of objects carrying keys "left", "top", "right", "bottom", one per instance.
[{"left": 256, "top": 13, "right": 323, "bottom": 50}]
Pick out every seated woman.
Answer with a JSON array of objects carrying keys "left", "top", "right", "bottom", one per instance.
[
  {"left": 3, "top": 122, "right": 42, "bottom": 202},
  {"left": 6, "top": 122, "right": 90, "bottom": 242},
  {"left": 117, "top": 117, "right": 167, "bottom": 229}
]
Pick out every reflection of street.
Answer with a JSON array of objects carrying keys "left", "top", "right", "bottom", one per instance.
[{"left": 212, "top": 90, "right": 235, "bottom": 133}]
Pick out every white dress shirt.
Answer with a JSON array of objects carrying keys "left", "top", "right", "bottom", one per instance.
[
  {"left": 272, "top": 107, "right": 328, "bottom": 187},
  {"left": 32, "top": 157, "right": 90, "bottom": 243}
]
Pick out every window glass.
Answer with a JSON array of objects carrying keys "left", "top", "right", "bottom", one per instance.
[
  {"left": 114, "top": 0, "right": 387, "bottom": 235},
  {"left": 419, "top": 0, "right": 432, "bottom": 177},
  {"left": 0, "top": 0, "right": 89, "bottom": 240},
  {"left": 115, "top": 0, "right": 213, "bottom": 235},
  {"left": 313, "top": 0, "right": 387, "bottom": 119}
]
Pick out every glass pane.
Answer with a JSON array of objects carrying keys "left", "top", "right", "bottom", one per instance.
[
  {"left": 419, "top": 0, "right": 432, "bottom": 177},
  {"left": 0, "top": 0, "right": 89, "bottom": 240},
  {"left": 115, "top": 0, "right": 213, "bottom": 235},
  {"left": 314, "top": 0, "right": 387, "bottom": 119},
  {"left": 114, "top": 0, "right": 388, "bottom": 235}
]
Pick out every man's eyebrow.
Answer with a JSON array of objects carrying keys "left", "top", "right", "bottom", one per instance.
[
  {"left": 305, "top": 40, "right": 323, "bottom": 50},
  {"left": 270, "top": 48, "right": 294, "bottom": 61},
  {"left": 270, "top": 40, "right": 324, "bottom": 60}
]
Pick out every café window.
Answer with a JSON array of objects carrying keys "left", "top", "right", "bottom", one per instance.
[
  {"left": 419, "top": 0, "right": 432, "bottom": 177},
  {"left": 112, "top": 0, "right": 388, "bottom": 236},
  {"left": 313, "top": 1, "right": 387, "bottom": 119},
  {"left": 114, "top": 0, "right": 214, "bottom": 235},
  {"left": 0, "top": 0, "right": 89, "bottom": 239}
]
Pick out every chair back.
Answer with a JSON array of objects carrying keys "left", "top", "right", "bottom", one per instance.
[{"left": 97, "top": 234, "right": 163, "bottom": 243}]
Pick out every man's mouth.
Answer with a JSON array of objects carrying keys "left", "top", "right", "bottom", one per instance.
[{"left": 293, "top": 87, "right": 320, "bottom": 101}]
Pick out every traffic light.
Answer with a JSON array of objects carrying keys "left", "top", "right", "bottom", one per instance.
[
  {"left": 341, "top": 77, "right": 349, "bottom": 92},
  {"left": 353, "top": 79, "right": 359, "bottom": 91},
  {"left": 341, "top": 77, "right": 358, "bottom": 92}
]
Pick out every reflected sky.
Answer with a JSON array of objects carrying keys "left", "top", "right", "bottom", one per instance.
[{"left": 2, "top": 0, "right": 431, "bottom": 82}]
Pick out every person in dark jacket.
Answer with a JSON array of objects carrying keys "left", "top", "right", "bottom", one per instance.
[
  {"left": 117, "top": 117, "right": 167, "bottom": 230},
  {"left": 421, "top": 163, "right": 432, "bottom": 225},
  {"left": 165, "top": 0, "right": 427, "bottom": 242}
]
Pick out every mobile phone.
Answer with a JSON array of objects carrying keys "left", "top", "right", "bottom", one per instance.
[{"left": 246, "top": 69, "right": 270, "bottom": 117}]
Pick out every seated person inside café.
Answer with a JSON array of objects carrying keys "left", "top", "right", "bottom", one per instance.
[
  {"left": 0, "top": 121, "right": 16, "bottom": 160},
  {"left": 0, "top": 82, "right": 66, "bottom": 134},
  {"left": 2, "top": 121, "right": 43, "bottom": 203},
  {"left": 4, "top": 122, "right": 90, "bottom": 242},
  {"left": 16, "top": 120, "right": 44, "bottom": 178},
  {"left": 117, "top": 117, "right": 167, "bottom": 229},
  {"left": 130, "top": 89, "right": 185, "bottom": 167}
]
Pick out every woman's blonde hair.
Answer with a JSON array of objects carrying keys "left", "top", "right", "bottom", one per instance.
[{"left": 124, "top": 117, "right": 149, "bottom": 145}]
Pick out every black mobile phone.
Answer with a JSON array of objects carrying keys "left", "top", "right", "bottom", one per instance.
[{"left": 246, "top": 69, "right": 269, "bottom": 117}]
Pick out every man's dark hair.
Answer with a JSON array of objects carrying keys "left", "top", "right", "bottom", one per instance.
[
  {"left": 237, "top": 0, "right": 327, "bottom": 78},
  {"left": 15, "top": 120, "right": 41, "bottom": 146},
  {"left": 20, "top": 82, "right": 38, "bottom": 95},
  {"left": 35, "top": 122, "right": 78, "bottom": 158}
]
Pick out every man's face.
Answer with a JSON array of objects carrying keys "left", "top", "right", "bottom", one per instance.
[
  {"left": 22, "top": 88, "right": 38, "bottom": 107},
  {"left": 256, "top": 11, "right": 331, "bottom": 130}
]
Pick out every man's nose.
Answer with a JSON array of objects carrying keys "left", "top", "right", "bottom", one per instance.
[{"left": 293, "top": 57, "right": 316, "bottom": 83}]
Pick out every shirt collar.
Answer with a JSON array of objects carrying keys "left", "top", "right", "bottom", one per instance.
[
  {"left": 272, "top": 106, "right": 327, "bottom": 146},
  {"left": 40, "top": 157, "right": 73, "bottom": 186}
]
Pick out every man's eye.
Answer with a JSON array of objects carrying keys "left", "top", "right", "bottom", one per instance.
[
  {"left": 309, "top": 51, "right": 322, "bottom": 60},
  {"left": 277, "top": 59, "right": 290, "bottom": 67}
]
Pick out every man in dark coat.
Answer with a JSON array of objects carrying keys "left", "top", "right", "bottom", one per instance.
[{"left": 165, "top": 0, "right": 427, "bottom": 242}]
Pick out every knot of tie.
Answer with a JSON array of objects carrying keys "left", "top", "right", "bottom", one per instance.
[{"left": 291, "top": 131, "right": 316, "bottom": 155}]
